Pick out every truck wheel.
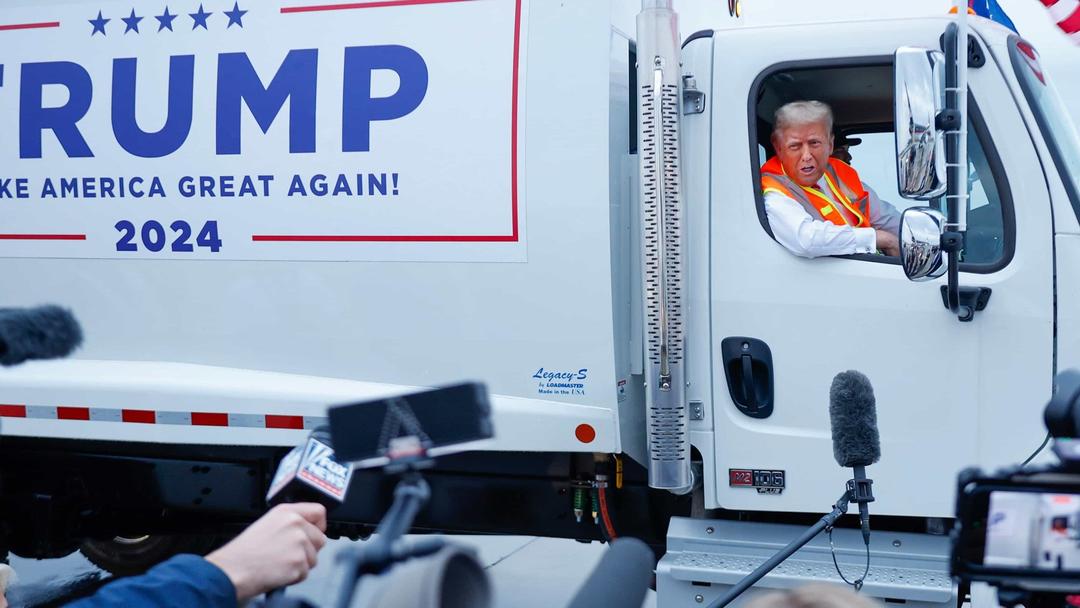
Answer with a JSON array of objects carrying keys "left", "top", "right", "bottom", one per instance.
[{"left": 79, "top": 534, "right": 223, "bottom": 576}]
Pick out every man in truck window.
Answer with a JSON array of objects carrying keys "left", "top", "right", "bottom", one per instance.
[{"left": 761, "top": 101, "right": 901, "bottom": 259}]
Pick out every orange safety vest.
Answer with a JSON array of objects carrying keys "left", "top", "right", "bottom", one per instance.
[{"left": 760, "top": 156, "right": 872, "bottom": 228}]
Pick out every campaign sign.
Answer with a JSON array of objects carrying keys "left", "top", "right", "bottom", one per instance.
[{"left": 0, "top": 0, "right": 523, "bottom": 261}]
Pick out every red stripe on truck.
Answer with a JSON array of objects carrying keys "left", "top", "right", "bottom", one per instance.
[
  {"left": 122, "top": 409, "right": 156, "bottom": 424},
  {"left": 57, "top": 407, "right": 90, "bottom": 420},
  {"left": 265, "top": 415, "right": 305, "bottom": 430},
  {"left": 0, "top": 405, "right": 27, "bottom": 418},
  {"left": 191, "top": 412, "right": 229, "bottom": 427}
]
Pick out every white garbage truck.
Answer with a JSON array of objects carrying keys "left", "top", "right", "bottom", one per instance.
[{"left": 0, "top": 0, "right": 1078, "bottom": 604}]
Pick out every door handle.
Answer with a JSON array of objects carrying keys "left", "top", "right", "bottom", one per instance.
[
  {"left": 740, "top": 354, "right": 757, "bottom": 409},
  {"left": 721, "top": 337, "right": 774, "bottom": 419}
]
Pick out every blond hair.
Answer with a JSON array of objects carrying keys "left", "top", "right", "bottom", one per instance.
[
  {"left": 773, "top": 101, "right": 834, "bottom": 137},
  {"left": 743, "top": 584, "right": 881, "bottom": 608}
]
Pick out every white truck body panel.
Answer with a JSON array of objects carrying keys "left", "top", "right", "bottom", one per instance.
[
  {"left": 0, "top": 0, "right": 642, "bottom": 456},
  {"left": 0, "top": 359, "right": 616, "bottom": 453}
]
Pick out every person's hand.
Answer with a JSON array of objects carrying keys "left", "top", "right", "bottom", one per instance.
[
  {"left": 0, "top": 563, "right": 14, "bottom": 608},
  {"left": 205, "top": 503, "right": 328, "bottom": 602},
  {"left": 875, "top": 229, "right": 900, "bottom": 257}
]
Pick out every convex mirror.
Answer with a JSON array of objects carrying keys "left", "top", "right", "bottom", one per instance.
[
  {"left": 894, "top": 47, "right": 947, "bottom": 200},
  {"left": 900, "top": 207, "right": 947, "bottom": 281}
]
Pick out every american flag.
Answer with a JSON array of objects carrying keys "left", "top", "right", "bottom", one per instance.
[{"left": 1041, "top": 0, "right": 1080, "bottom": 43}]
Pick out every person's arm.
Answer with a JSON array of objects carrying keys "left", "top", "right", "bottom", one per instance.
[
  {"left": 764, "top": 191, "right": 877, "bottom": 258},
  {"left": 63, "top": 503, "right": 327, "bottom": 608},
  {"left": 63, "top": 554, "right": 236, "bottom": 608},
  {"left": 865, "top": 184, "right": 902, "bottom": 235}
]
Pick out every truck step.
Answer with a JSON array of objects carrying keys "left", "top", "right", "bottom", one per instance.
[{"left": 657, "top": 518, "right": 956, "bottom": 608}]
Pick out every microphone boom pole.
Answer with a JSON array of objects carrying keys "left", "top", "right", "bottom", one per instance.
[
  {"left": 706, "top": 490, "right": 853, "bottom": 608},
  {"left": 709, "top": 371, "right": 881, "bottom": 607}
]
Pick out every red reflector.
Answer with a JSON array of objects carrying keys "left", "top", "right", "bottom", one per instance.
[
  {"left": 0, "top": 404, "right": 27, "bottom": 418},
  {"left": 57, "top": 407, "right": 90, "bottom": 421},
  {"left": 265, "top": 415, "right": 305, "bottom": 430},
  {"left": 575, "top": 424, "right": 596, "bottom": 444},
  {"left": 122, "top": 409, "right": 156, "bottom": 424},
  {"left": 191, "top": 412, "right": 229, "bottom": 427}
]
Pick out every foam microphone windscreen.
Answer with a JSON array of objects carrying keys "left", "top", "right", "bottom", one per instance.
[
  {"left": 0, "top": 306, "right": 83, "bottom": 367},
  {"left": 566, "top": 538, "right": 654, "bottom": 608},
  {"left": 829, "top": 370, "right": 881, "bottom": 468}
]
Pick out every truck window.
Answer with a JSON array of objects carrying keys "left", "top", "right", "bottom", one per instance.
[
  {"left": 847, "top": 128, "right": 1006, "bottom": 266},
  {"left": 751, "top": 63, "right": 1013, "bottom": 271},
  {"left": 1010, "top": 36, "right": 1080, "bottom": 225}
]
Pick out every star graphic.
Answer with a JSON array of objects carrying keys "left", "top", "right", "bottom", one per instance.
[
  {"left": 156, "top": 7, "right": 178, "bottom": 32},
  {"left": 189, "top": 4, "right": 212, "bottom": 30},
  {"left": 224, "top": 2, "right": 247, "bottom": 28},
  {"left": 88, "top": 10, "right": 110, "bottom": 36},
  {"left": 121, "top": 9, "right": 143, "bottom": 34}
]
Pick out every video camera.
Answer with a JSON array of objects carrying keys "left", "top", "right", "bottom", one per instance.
[{"left": 951, "top": 370, "right": 1080, "bottom": 606}]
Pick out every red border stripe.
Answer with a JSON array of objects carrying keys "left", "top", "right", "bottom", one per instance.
[
  {"left": 0, "top": 22, "right": 60, "bottom": 32},
  {"left": 191, "top": 412, "right": 229, "bottom": 427},
  {"left": 0, "top": 234, "right": 86, "bottom": 241},
  {"left": 509, "top": 0, "right": 520, "bottom": 241},
  {"left": 260, "top": 0, "right": 520, "bottom": 244},
  {"left": 252, "top": 234, "right": 517, "bottom": 242},
  {"left": 57, "top": 406, "right": 90, "bottom": 421},
  {"left": 0, "top": 405, "right": 27, "bottom": 418},
  {"left": 266, "top": 415, "right": 305, "bottom": 430},
  {"left": 282, "top": 0, "right": 474, "bottom": 13},
  {"left": 122, "top": 409, "right": 156, "bottom": 424}
]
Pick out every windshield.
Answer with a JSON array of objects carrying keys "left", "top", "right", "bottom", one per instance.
[{"left": 1009, "top": 36, "right": 1080, "bottom": 222}]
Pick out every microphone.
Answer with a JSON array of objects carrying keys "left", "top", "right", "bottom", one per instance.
[
  {"left": 829, "top": 370, "right": 881, "bottom": 546},
  {"left": 0, "top": 305, "right": 82, "bottom": 367},
  {"left": 566, "top": 538, "right": 653, "bottom": 608},
  {"left": 266, "top": 427, "right": 354, "bottom": 509}
]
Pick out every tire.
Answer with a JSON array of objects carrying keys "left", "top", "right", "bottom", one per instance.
[{"left": 79, "top": 534, "right": 223, "bottom": 576}]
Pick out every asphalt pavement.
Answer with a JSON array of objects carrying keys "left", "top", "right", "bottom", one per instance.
[{"left": 5, "top": 535, "right": 657, "bottom": 607}]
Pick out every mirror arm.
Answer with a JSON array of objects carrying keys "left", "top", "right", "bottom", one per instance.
[
  {"left": 935, "top": 109, "right": 961, "bottom": 131},
  {"left": 940, "top": 21, "right": 976, "bottom": 322},
  {"left": 940, "top": 231, "right": 967, "bottom": 319}
]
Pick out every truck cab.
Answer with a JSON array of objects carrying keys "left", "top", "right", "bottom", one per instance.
[{"left": 679, "top": 14, "right": 1070, "bottom": 519}]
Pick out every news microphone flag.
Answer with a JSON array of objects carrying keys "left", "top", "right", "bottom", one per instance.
[
  {"left": 1040, "top": 0, "right": 1080, "bottom": 43},
  {"left": 266, "top": 428, "right": 353, "bottom": 507}
]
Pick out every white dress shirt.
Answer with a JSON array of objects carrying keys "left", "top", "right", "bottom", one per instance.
[{"left": 764, "top": 176, "right": 901, "bottom": 259}]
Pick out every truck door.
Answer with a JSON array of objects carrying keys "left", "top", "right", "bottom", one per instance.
[{"left": 704, "top": 22, "right": 1054, "bottom": 517}]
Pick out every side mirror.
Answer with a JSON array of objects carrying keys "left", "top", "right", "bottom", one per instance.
[
  {"left": 900, "top": 207, "right": 947, "bottom": 281},
  {"left": 894, "top": 47, "right": 947, "bottom": 200}
]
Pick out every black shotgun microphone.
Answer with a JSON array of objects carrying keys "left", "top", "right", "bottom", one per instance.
[
  {"left": 0, "top": 305, "right": 82, "bottom": 367},
  {"left": 266, "top": 427, "right": 354, "bottom": 509},
  {"left": 829, "top": 370, "right": 881, "bottom": 546}
]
